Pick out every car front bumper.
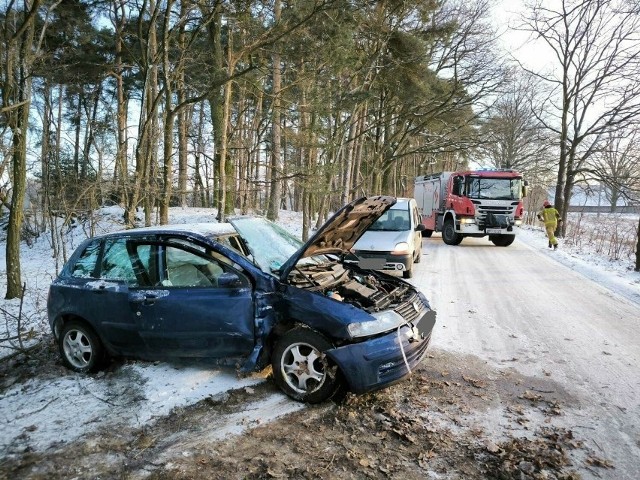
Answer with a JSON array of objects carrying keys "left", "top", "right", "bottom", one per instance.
[
  {"left": 345, "top": 252, "right": 413, "bottom": 272},
  {"left": 326, "top": 309, "right": 436, "bottom": 394}
]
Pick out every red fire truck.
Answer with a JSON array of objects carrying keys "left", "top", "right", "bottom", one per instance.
[{"left": 414, "top": 170, "right": 527, "bottom": 246}]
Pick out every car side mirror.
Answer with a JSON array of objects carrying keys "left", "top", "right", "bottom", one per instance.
[{"left": 218, "top": 272, "right": 242, "bottom": 288}]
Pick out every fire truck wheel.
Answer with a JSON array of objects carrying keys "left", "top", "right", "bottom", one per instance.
[
  {"left": 490, "top": 234, "right": 515, "bottom": 247},
  {"left": 442, "top": 219, "right": 463, "bottom": 246}
]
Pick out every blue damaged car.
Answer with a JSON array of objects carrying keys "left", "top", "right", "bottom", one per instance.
[{"left": 48, "top": 196, "right": 436, "bottom": 403}]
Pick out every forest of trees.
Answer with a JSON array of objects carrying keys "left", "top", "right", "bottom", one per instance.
[{"left": 1, "top": 0, "right": 640, "bottom": 298}]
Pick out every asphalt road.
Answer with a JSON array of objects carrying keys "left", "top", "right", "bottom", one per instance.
[{"left": 412, "top": 233, "right": 640, "bottom": 480}]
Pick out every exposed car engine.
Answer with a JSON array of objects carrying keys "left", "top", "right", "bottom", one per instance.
[{"left": 288, "top": 261, "right": 411, "bottom": 312}]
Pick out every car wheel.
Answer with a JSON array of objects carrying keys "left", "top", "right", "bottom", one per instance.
[
  {"left": 59, "top": 320, "right": 105, "bottom": 373},
  {"left": 414, "top": 242, "right": 422, "bottom": 263},
  {"left": 442, "top": 219, "right": 463, "bottom": 245},
  {"left": 403, "top": 264, "right": 413, "bottom": 278},
  {"left": 271, "top": 327, "right": 341, "bottom": 403}
]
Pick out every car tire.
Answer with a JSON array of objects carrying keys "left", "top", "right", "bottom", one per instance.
[
  {"left": 403, "top": 264, "right": 413, "bottom": 278},
  {"left": 271, "top": 327, "right": 341, "bottom": 403},
  {"left": 442, "top": 219, "right": 463, "bottom": 245},
  {"left": 59, "top": 320, "right": 106, "bottom": 373},
  {"left": 490, "top": 234, "right": 515, "bottom": 247},
  {"left": 414, "top": 243, "right": 422, "bottom": 263}
]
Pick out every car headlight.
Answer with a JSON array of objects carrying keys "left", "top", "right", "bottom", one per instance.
[
  {"left": 392, "top": 242, "right": 409, "bottom": 254},
  {"left": 514, "top": 219, "right": 523, "bottom": 226},
  {"left": 460, "top": 217, "right": 476, "bottom": 224},
  {"left": 347, "top": 310, "right": 405, "bottom": 338}
]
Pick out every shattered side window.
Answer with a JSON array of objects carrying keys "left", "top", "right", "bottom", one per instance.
[
  {"left": 70, "top": 240, "right": 100, "bottom": 278},
  {"left": 213, "top": 234, "right": 249, "bottom": 257},
  {"left": 231, "top": 217, "right": 303, "bottom": 273},
  {"left": 100, "top": 239, "right": 138, "bottom": 285}
]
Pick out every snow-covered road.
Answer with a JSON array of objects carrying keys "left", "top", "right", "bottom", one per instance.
[{"left": 414, "top": 232, "right": 640, "bottom": 480}]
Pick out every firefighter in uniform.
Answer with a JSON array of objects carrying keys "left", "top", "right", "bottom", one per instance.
[{"left": 537, "top": 200, "right": 561, "bottom": 249}]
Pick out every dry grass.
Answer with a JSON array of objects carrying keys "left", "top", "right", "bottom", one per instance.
[{"left": 564, "top": 212, "right": 639, "bottom": 263}]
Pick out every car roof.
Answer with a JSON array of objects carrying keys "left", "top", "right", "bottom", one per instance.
[
  {"left": 390, "top": 198, "right": 412, "bottom": 209},
  {"left": 93, "top": 222, "right": 237, "bottom": 239}
]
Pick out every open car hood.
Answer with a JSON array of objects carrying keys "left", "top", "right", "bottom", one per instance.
[{"left": 278, "top": 196, "right": 396, "bottom": 279}]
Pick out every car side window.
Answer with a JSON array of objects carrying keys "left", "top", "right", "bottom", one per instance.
[
  {"left": 70, "top": 240, "right": 100, "bottom": 278},
  {"left": 162, "top": 245, "right": 248, "bottom": 288},
  {"left": 100, "top": 239, "right": 152, "bottom": 287},
  {"left": 215, "top": 234, "right": 249, "bottom": 257},
  {"left": 164, "top": 246, "right": 222, "bottom": 287}
]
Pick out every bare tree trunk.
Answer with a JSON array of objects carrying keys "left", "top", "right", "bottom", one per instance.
[
  {"left": 352, "top": 107, "right": 366, "bottom": 197},
  {"left": 249, "top": 88, "right": 264, "bottom": 211},
  {"left": 266, "top": 0, "right": 282, "bottom": 221},
  {"left": 3, "top": 0, "right": 42, "bottom": 299},
  {"left": 194, "top": 103, "right": 208, "bottom": 207},
  {"left": 177, "top": 1, "right": 189, "bottom": 208},
  {"left": 6, "top": 104, "right": 30, "bottom": 299},
  {"left": 112, "top": 0, "right": 129, "bottom": 213},
  {"left": 205, "top": 5, "right": 225, "bottom": 219},
  {"left": 127, "top": 0, "right": 161, "bottom": 226},
  {"left": 218, "top": 38, "right": 237, "bottom": 220},
  {"left": 236, "top": 86, "right": 249, "bottom": 213},
  {"left": 341, "top": 108, "right": 359, "bottom": 205},
  {"left": 555, "top": 98, "right": 569, "bottom": 237},
  {"left": 159, "top": 0, "right": 177, "bottom": 225},
  {"left": 73, "top": 98, "right": 82, "bottom": 179},
  {"left": 40, "top": 81, "right": 51, "bottom": 226}
]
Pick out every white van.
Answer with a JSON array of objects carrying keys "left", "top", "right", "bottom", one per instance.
[{"left": 346, "top": 198, "right": 425, "bottom": 278}]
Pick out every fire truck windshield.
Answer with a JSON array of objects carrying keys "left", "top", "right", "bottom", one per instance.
[{"left": 465, "top": 177, "right": 522, "bottom": 200}]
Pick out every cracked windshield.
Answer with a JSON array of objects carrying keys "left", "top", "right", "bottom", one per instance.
[{"left": 230, "top": 217, "right": 307, "bottom": 273}]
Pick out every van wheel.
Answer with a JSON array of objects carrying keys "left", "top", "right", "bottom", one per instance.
[{"left": 272, "top": 328, "right": 342, "bottom": 403}]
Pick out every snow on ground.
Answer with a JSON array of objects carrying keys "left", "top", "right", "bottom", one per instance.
[
  {"left": 517, "top": 235, "right": 640, "bottom": 307},
  {"left": 0, "top": 207, "right": 308, "bottom": 456},
  {"left": 0, "top": 206, "right": 638, "bottom": 458},
  {"left": 2, "top": 363, "right": 271, "bottom": 452}
]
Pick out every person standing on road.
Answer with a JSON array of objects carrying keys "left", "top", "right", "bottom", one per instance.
[{"left": 537, "top": 200, "right": 561, "bottom": 249}]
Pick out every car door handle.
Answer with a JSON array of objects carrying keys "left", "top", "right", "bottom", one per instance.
[
  {"left": 130, "top": 294, "right": 160, "bottom": 306},
  {"left": 87, "top": 283, "right": 111, "bottom": 293}
]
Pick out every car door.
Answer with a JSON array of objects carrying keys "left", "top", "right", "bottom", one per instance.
[
  {"left": 70, "top": 237, "right": 153, "bottom": 356},
  {"left": 133, "top": 239, "right": 256, "bottom": 357}
]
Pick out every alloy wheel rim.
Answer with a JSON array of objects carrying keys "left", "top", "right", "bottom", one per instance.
[
  {"left": 63, "top": 330, "right": 93, "bottom": 369},
  {"left": 280, "top": 342, "right": 326, "bottom": 394}
]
